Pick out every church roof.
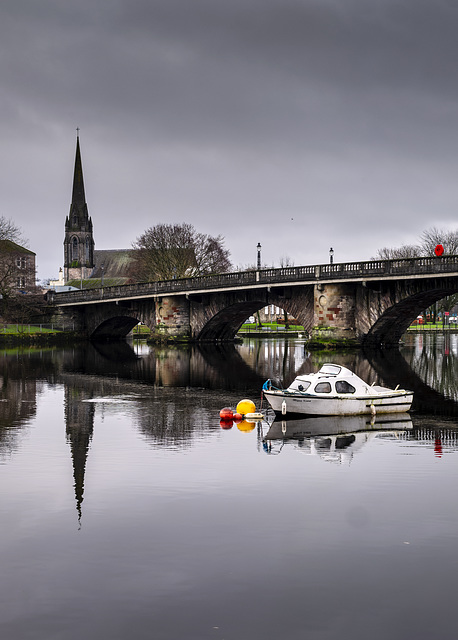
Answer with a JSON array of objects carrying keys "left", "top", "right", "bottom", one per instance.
[{"left": 92, "top": 249, "right": 135, "bottom": 278}]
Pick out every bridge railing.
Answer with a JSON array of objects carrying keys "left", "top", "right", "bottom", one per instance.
[{"left": 51, "top": 255, "right": 458, "bottom": 305}]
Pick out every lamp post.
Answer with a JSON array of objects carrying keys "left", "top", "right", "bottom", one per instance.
[
  {"left": 101, "top": 264, "right": 104, "bottom": 287},
  {"left": 329, "top": 247, "right": 334, "bottom": 265},
  {"left": 257, "top": 243, "right": 262, "bottom": 270}
]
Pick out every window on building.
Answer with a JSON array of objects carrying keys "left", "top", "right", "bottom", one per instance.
[{"left": 72, "top": 237, "right": 78, "bottom": 260}]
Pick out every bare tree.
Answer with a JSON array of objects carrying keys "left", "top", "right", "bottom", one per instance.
[
  {"left": 131, "top": 223, "right": 231, "bottom": 281},
  {"left": 0, "top": 216, "right": 27, "bottom": 245},
  {"left": 374, "top": 244, "right": 420, "bottom": 260},
  {"left": 193, "top": 233, "right": 232, "bottom": 276},
  {"left": 374, "top": 226, "right": 458, "bottom": 323},
  {"left": 1, "top": 291, "right": 44, "bottom": 326},
  {"left": 279, "top": 256, "right": 295, "bottom": 267},
  {"left": 419, "top": 227, "right": 458, "bottom": 256},
  {"left": 374, "top": 226, "right": 458, "bottom": 259}
]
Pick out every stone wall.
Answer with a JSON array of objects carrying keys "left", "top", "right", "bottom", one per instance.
[
  {"left": 312, "top": 283, "right": 357, "bottom": 340},
  {"left": 153, "top": 296, "right": 191, "bottom": 339}
]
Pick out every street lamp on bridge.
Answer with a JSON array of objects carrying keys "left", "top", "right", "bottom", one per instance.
[
  {"left": 257, "top": 243, "right": 262, "bottom": 270},
  {"left": 329, "top": 247, "right": 334, "bottom": 265}
]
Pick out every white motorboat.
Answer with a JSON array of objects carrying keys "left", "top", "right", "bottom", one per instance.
[{"left": 262, "top": 363, "right": 413, "bottom": 417}]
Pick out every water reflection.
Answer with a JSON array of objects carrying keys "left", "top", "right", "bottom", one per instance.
[
  {"left": 262, "top": 414, "right": 413, "bottom": 462},
  {"left": 0, "top": 335, "right": 457, "bottom": 522},
  {"left": 64, "top": 385, "right": 95, "bottom": 524},
  {"left": 0, "top": 349, "right": 42, "bottom": 459},
  {"left": 2, "top": 339, "right": 458, "bottom": 640}
]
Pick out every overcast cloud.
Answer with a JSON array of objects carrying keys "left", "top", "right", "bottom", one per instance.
[{"left": 1, "top": 0, "right": 458, "bottom": 280}]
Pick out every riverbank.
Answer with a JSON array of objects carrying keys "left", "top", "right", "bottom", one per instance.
[{"left": 2, "top": 323, "right": 456, "bottom": 348}]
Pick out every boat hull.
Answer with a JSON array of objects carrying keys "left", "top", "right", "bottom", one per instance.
[{"left": 263, "top": 389, "right": 413, "bottom": 417}]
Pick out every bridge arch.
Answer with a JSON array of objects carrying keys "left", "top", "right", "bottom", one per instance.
[
  {"left": 190, "top": 287, "right": 314, "bottom": 341},
  {"left": 65, "top": 299, "right": 156, "bottom": 339},
  {"left": 90, "top": 315, "right": 140, "bottom": 339},
  {"left": 361, "top": 279, "right": 458, "bottom": 346}
]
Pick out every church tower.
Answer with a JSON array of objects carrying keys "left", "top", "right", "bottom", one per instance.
[{"left": 63, "top": 133, "right": 95, "bottom": 282}]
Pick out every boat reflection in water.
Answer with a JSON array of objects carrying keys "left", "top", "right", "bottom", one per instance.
[{"left": 262, "top": 413, "right": 413, "bottom": 462}]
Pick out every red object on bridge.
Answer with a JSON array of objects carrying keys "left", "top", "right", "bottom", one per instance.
[{"left": 435, "top": 244, "right": 444, "bottom": 257}]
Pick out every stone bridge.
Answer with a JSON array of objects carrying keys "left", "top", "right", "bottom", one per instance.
[{"left": 49, "top": 256, "right": 458, "bottom": 346}]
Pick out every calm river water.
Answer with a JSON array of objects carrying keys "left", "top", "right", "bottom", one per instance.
[{"left": 1, "top": 333, "right": 457, "bottom": 640}]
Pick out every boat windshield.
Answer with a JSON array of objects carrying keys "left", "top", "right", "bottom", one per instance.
[
  {"left": 319, "top": 364, "right": 341, "bottom": 376},
  {"left": 291, "top": 380, "right": 311, "bottom": 392}
]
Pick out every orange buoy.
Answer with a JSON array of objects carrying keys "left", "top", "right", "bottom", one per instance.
[
  {"left": 233, "top": 413, "right": 243, "bottom": 423},
  {"left": 219, "top": 407, "right": 234, "bottom": 420}
]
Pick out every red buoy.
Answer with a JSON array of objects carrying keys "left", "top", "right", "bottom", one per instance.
[
  {"left": 219, "top": 407, "right": 234, "bottom": 420},
  {"left": 233, "top": 413, "right": 243, "bottom": 423},
  {"left": 220, "top": 419, "right": 233, "bottom": 429}
]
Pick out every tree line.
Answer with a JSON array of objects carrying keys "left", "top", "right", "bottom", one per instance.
[{"left": 374, "top": 227, "right": 458, "bottom": 259}]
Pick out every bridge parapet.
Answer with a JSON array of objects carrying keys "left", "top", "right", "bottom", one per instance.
[{"left": 51, "top": 255, "right": 458, "bottom": 306}]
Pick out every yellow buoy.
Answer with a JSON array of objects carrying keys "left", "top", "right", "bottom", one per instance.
[
  {"left": 237, "top": 420, "right": 256, "bottom": 433},
  {"left": 236, "top": 399, "right": 256, "bottom": 415}
]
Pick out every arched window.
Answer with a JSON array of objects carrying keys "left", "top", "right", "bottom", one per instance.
[
  {"left": 72, "top": 237, "right": 78, "bottom": 260},
  {"left": 85, "top": 236, "right": 90, "bottom": 262}
]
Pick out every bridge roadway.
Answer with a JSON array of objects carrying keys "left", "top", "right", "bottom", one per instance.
[{"left": 51, "top": 255, "right": 458, "bottom": 344}]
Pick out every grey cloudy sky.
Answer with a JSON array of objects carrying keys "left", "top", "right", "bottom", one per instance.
[{"left": 1, "top": 0, "right": 458, "bottom": 280}]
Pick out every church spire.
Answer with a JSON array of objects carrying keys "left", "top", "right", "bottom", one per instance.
[
  {"left": 63, "top": 131, "right": 95, "bottom": 282},
  {"left": 71, "top": 131, "right": 86, "bottom": 209},
  {"left": 66, "top": 131, "right": 91, "bottom": 232}
]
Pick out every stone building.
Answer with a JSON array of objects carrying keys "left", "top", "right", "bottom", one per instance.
[{"left": 0, "top": 239, "right": 36, "bottom": 295}]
